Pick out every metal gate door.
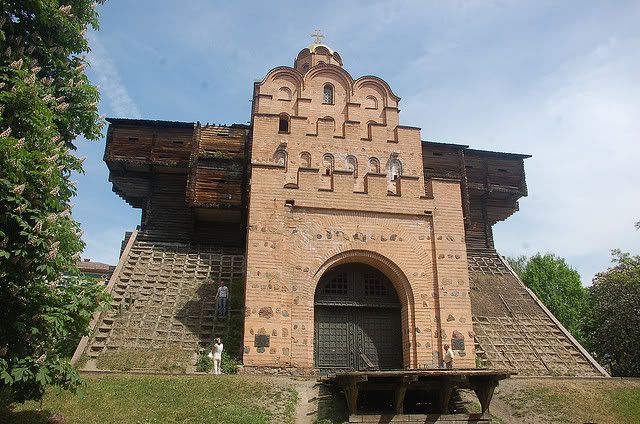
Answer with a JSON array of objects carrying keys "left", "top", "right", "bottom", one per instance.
[{"left": 314, "top": 264, "right": 402, "bottom": 371}]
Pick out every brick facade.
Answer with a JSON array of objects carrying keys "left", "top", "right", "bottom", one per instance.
[{"left": 243, "top": 43, "right": 475, "bottom": 370}]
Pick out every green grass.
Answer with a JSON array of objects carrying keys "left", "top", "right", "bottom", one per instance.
[
  {"left": 3, "top": 374, "right": 298, "bottom": 424},
  {"left": 609, "top": 387, "right": 640, "bottom": 423},
  {"left": 95, "top": 347, "right": 193, "bottom": 372},
  {"left": 498, "top": 379, "right": 640, "bottom": 424}
]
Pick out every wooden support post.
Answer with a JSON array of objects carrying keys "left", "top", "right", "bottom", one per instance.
[
  {"left": 438, "top": 379, "right": 454, "bottom": 414},
  {"left": 336, "top": 375, "right": 367, "bottom": 416},
  {"left": 472, "top": 377, "right": 498, "bottom": 414},
  {"left": 393, "top": 384, "right": 407, "bottom": 415},
  {"left": 344, "top": 382, "right": 359, "bottom": 416},
  {"left": 392, "top": 375, "right": 417, "bottom": 415}
]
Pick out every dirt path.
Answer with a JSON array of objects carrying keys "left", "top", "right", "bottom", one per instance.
[{"left": 268, "top": 376, "right": 321, "bottom": 423}]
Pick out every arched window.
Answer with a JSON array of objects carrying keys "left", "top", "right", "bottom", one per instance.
[
  {"left": 302, "top": 63, "right": 310, "bottom": 73},
  {"left": 323, "top": 84, "right": 334, "bottom": 104},
  {"left": 346, "top": 156, "right": 358, "bottom": 178},
  {"left": 368, "top": 158, "right": 380, "bottom": 174},
  {"left": 388, "top": 159, "right": 402, "bottom": 181},
  {"left": 322, "top": 154, "right": 334, "bottom": 176},
  {"left": 300, "top": 152, "right": 311, "bottom": 168},
  {"left": 278, "top": 114, "right": 290, "bottom": 133},
  {"left": 273, "top": 149, "right": 287, "bottom": 169}
]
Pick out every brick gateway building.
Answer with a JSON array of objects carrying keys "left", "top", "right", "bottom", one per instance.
[{"left": 76, "top": 41, "right": 606, "bottom": 377}]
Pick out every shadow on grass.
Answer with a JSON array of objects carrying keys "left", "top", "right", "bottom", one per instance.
[
  {"left": 316, "top": 383, "right": 348, "bottom": 424},
  {"left": 0, "top": 407, "right": 51, "bottom": 424}
]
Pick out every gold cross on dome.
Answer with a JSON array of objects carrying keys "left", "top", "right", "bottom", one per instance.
[{"left": 310, "top": 29, "right": 324, "bottom": 44}]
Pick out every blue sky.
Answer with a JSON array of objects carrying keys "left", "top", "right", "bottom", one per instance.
[{"left": 73, "top": 0, "right": 640, "bottom": 284}]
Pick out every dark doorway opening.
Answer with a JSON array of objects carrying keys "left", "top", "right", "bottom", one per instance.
[{"left": 314, "top": 263, "right": 402, "bottom": 372}]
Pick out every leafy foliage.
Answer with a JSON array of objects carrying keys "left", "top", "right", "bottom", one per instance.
[
  {"left": 505, "top": 255, "right": 528, "bottom": 279},
  {"left": 220, "top": 351, "right": 240, "bottom": 375},
  {"left": 195, "top": 352, "right": 213, "bottom": 373},
  {"left": 507, "top": 253, "right": 589, "bottom": 344},
  {"left": 587, "top": 250, "right": 640, "bottom": 376},
  {"left": 0, "top": 0, "right": 108, "bottom": 403}
]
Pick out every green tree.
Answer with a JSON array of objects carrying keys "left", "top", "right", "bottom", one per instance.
[
  {"left": 587, "top": 250, "right": 640, "bottom": 376},
  {"left": 0, "top": 0, "right": 108, "bottom": 404},
  {"left": 517, "top": 254, "right": 589, "bottom": 345},
  {"left": 505, "top": 254, "right": 528, "bottom": 279}
]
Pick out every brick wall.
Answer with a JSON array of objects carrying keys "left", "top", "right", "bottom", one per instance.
[{"left": 244, "top": 57, "right": 475, "bottom": 370}]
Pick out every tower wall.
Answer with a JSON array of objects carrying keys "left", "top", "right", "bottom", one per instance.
[{"left": 243, "top": 60, "right": 476, "bottom": 370}]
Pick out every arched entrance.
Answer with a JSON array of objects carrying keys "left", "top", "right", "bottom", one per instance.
[{"left": 314, "top": 263, "right": 403, "bottom": 371}]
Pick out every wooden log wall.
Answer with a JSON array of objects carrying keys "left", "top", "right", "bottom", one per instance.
[
  {"left": 106, "top": 125, "right": 155, "bottom": 163},
  {"left": 421, "top": 142, "right": 529, "bottom": 253},
  {"left": 187, "top": 125, "right": 248, "bottom": 209},
  {"left": 142, "top": 174, "right": 194, "bottom": 242},
  {"left": 104, "top": 119, "right": 250, "bottom": 245}
]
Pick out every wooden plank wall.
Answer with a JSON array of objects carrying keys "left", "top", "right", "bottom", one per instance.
[
  {"left": 187, "top": 125, "right": 248, "bottom": 208},
  {"left": 142, "top": 173, "right": 194, "bottom": 242},
  {"left": 421, "top": 143, "right": 527, "bottom": 253}
]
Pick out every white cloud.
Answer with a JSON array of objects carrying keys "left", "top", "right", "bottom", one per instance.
[{"left": 87, "top": 32, "right": 142, "bottom": 118}]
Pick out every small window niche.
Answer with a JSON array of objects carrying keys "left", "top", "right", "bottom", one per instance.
[
  {"left": 278, "top": 114, "right": 290, "bottom": 133},
  {"left": 387, "top": 158, "right": 402, "bottom": 195},
  {"left": 273, "top": 149, "right": 288, "bottom": 170},
  {"left": 320, "top": 154, "right": 334, "bottom": 191},
  {"left": 323, "top": 84, "right": 334, "bottom": 104},
  {"left": 368, "top": 157, "right": 381, "bottom": 174},
  {"left": 365, "top": 95, "right": 378, "bottom": 109},
  {"left": 346, "top": 155, "right": 358, "bottom": 178},
  {"left": 278, "top": 86, "right": 292, "bottom": 101},
  {"left": 299, "top": 152, "right": 311, "bottom": 168}
]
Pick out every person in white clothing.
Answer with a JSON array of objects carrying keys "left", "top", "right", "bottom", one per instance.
[
  {"left": 216, "top": 282, "right": 229, "bottom": 317},
  {"left": 443, "top": 344, "right": 454, "bottom": 369},
  {"left": 212, "top": 337, "right": 223, "bottom": 375}
]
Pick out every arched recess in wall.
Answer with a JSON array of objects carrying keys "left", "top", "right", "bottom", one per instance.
[
  {"left": 300, "top": 151, "right": 311, "bottom": 168},
  {"left": 387, "top": 157, "right": 402, "bottom": 181},
  {"left": 261, "top": 67, "right": 304, "bottom": 93},
  {"left": 273, "top": 148, "right": 288, "bottom": 171},
  {"left": 366, "top": 120, "right": 376, "bottom": 139},
  {"left": 322, "top": 154, "right": 334, "bottom": 176},
  {"left": 368, "top": 157, "right": 381, "bottom": 174},
  {"left": 278, "top": 86, "right": 292, "bottom": 101},
  {"left": 346, "top": 155, "right": 358, "bottom": 178},
  {"left": 354, "top": 76, "right": 401, "bottom": 105},
  {"left": 319, "top": 116, "right": 336, "bottom": 133},
  {"left": 305, "top": 65, "right": 354, "bottom": 103},
  {"left": 387, "top": 157, "right": 402, "bottom": 195},
  {"left": 278, "top": 113, "right": 290, "bottom": 133},
  {"left": 311, "top": 249, "right": 418, "bottom": 369},
  {"left": 364, "top": 95, "right": 378, "bottom": 109}
]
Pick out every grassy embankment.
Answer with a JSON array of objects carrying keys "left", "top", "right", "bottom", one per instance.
[
  {"left": 492, "top": 378, "right": 640, "bottom": 424},
  {"left": 2, "top": 374, "right": 298, "bottom": 424}
]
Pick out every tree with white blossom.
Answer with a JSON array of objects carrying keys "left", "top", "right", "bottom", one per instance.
[{"left": 0, "top": 0, "right": 109, "bottom": 404}]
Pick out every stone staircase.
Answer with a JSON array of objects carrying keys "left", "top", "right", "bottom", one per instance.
[
  {"left": 467, "top": 250, "right": 606, "bottom": 376},
  {"left": 81, "top": 231, "right": 245, "bottom": 365}
]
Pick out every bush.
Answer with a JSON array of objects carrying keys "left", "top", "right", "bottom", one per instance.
[
  {"left": 221, "top": 352, "right": 241, "bottom": 374},
  {"left": 195, "top": 352, "right": 213, "bottom": 373}
]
